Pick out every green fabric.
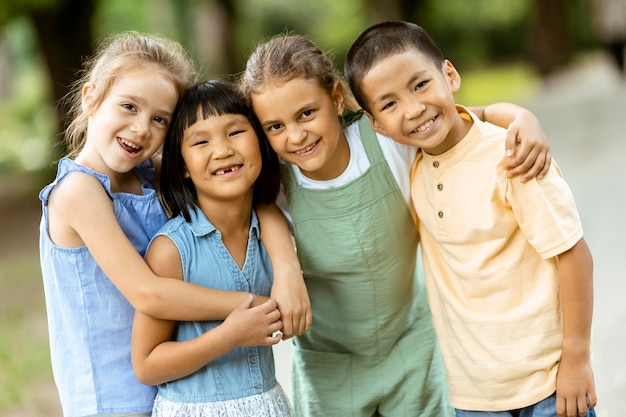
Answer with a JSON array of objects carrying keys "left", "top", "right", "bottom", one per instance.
[
  {"left": 341, "top": 108, "right": 365, "bottom": 127},
  {"left": 281, "top": 115, "right": 452, "bottom": 417}
]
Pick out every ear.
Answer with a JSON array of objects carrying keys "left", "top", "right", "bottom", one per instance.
[
  {"left": 443, "top": 60, "right": 461, "bottom": 93},
  {"left": 365, "top": 111, "right": 389, "bottom": 136},
  {"left": 332, "top": 81, "right": 346, "bottom": 116},
  {"left": 81, "top": 83, "right": 97, "bottom": 115}
]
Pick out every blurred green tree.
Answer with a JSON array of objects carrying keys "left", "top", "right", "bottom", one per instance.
[
  {"left": 0, "top": 0, "right": 599, "bottom": 177},
  {"left": 0, "top": 0, "right": 95, "bottom": 125}
]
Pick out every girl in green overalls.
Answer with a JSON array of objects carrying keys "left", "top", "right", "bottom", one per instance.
[{"left": 238, "top": 34, "right": 552, "bottom": 417}]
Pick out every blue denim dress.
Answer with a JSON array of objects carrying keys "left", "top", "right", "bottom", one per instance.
[
  {"left": 151, "top": 208, "right": 291, "bottom": 416},
  {"left": 39, "top": 157, "right": 166, "bottom": 417}
]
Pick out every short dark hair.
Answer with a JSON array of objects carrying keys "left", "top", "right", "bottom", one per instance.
[
  {"left": 161, "top": 79, "right": 280, "bottom": 222},
  {"left": 345, "top": 21, "right": 444, "bottom": 113}
]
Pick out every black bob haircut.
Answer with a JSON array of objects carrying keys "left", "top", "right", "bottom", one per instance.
[{"left": 160, "top": 79, "right": 280, "bottom": 223}]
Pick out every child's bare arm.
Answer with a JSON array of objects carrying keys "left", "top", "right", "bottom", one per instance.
[
  {"left": 50, "top": 173, "right": 265, "bottom": 321},
  {"left": 257, "top": 203, "right": 312, "bottom": 339},
  {"left": 554, "top": 237, "right": 597, "bottom": 417},
  {"left": 133, "top": 296, "right": 282, "bottom": 385},
  {"left": 470, "top": 103, "right": 551, "bottom": 181},
  {"left": 131, "top": 237, "right": 282, "bottom": 385}
]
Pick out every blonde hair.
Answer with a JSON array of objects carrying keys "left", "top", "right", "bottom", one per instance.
[
  {"left": 62, "top": 31, "right": 198, "bottom": 159},
  {"left": 239, "top": 33, "right": 357, "bottom": 110}
]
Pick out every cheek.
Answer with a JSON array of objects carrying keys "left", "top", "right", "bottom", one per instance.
[
  {"left": 372, "top": 114, "right": 394, "bottom": 135},
  {"left": 153, "top": 132, "right": 168, "bottom": 147},
  {"left": 247, "top": 146, "right": 264, "bottom": 178},
  {"left": 180, "top": 150, "right": 195, "bottom": 175},
  {"left": 267, "top": 134, "right": 288, "bottom": 157}
]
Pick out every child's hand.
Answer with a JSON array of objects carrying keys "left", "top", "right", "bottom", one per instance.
[
  {"left": 555, "top": 356, "right": 597, "bottom": 417},
  {"left": 256, "top": 202, "right": 312, "bottom": 339},
  {"left": 222, "top": 295, "right": 283, "bottom": 347},
  {"left": 504, "top": 108, "right": 552, "bottom": 183},
  {"left": 271, "top": 269, "right": 312, "bottom": 340}
]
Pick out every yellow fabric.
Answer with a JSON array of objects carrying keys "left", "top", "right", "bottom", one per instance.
[{"left": 410, "top": 106, "right": 583, "bottom": 411}]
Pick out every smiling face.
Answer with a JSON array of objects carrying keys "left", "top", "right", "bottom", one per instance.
[
  {"left": 361, "top": 50, "right": 470, "bottom": 155},
  {"left": 181, "top": 112, "right": 262, "bottom": 208},
  {"left": 250, "top": 77, "right": 350, "bottom": 181},
  {"left": 79, "top": 66, "right": 179, "bottom": 175}
]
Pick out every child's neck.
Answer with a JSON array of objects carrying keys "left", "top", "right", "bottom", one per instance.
[{"left": 198, "top": 197, "right": 253, "bottom": 269}]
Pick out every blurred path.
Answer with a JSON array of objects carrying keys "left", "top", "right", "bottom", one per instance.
[{"left": 523, "top": 53, "right": 626, "bottom": 417}]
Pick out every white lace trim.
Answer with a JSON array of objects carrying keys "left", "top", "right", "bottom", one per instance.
[{"left": 151, "top": 385, "right": 294, "bottom": 417}]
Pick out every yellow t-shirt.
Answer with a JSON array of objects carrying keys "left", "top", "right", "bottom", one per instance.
[{"left": 410, "top": 106, "right": 583, "bottom": 411}]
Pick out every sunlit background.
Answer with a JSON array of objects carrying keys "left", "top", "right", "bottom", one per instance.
[{"left": 1, "top": 0, "right": 624, "bottom": 416}]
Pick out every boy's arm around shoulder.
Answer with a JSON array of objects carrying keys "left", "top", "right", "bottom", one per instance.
[
  {"left": 554, "top": 237, "right": 597, "bottom": 416},
  {"left": 471, "top": 102, "right": 551, "bottom": 181},
  {"left": 49, "top": 171, "right": 264, "bottom": 321},
  {"left": 131, "top": 236, "right": 283, "bottom": 385}
]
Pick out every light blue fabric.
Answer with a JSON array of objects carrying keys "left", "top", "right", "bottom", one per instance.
[
  {"left": 39, "top": 157, "right": 165, "bottom": 417},
  {"left": 153, "top": 207, "right": 277, "bottom": 403},
  {"left": 85, "top": 413, "right": 151, "bottom": 417},
  {"left": 455, "top": 392, "right": 596, "bottom": 417}
]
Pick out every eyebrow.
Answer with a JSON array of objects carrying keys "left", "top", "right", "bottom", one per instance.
[
  {"left": 371, "top": 71, "right": 426, "bottom": 105},
  {"left": 222, "top": 117, "right": 248, "bottom": 130},
  {"left": 119, "top": 94, "right": 173, "bottom": 117},
  {"left": 184, "top": 127, "right": 209, "bottom": 141},
  {"left": 260, "top": 101, "right": 317, "bottom": 127},
  {"left": 186, "top": 116, "right": 249, "bottom": 139}
]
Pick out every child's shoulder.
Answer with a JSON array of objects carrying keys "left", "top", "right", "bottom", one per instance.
[
  {"left": 156, "top": 211, "right": 196, "bottom": 240},
  {"left": 43, "top": 159, "right": 111, "bottom": 205},
  {"left": 461, "top": 106, "right": 507, "bottom": 137},
  {"left": 45, "top": 171, "right": 114, "bottom": 228},
  {"left": 156, "top": 209, "right": 183, "bottom": 227}
]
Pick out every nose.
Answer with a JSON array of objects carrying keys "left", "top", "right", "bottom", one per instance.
[
  {"left": 130, "top": 116, "right": 151, "bottom": 138},
  {"left": 211, "top": 137, "right": 234, "bottom": 159},
  {"left": 404, "top": 100, "right": 426, "bottom": 120},
  {"left": 286, "top": 123, "right": 307, "bottom": 145}
]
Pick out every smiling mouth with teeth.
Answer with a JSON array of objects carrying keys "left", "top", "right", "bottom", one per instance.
[
  {"left": 119, "top": 138, "right": 141, "bottom": 154},
  {"left": 295, "top": 140, "right": 318, "bottom": 155},
  {"left": 414, "top": 116, "right": 437, "bottom": 133},
  {"left": 214, "top": 165, "right": 242, "bottom": 175}
]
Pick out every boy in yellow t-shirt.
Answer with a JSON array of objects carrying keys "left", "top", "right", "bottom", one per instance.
[{"left": 345, "top": 21, "right": 597, "bottom": 417}]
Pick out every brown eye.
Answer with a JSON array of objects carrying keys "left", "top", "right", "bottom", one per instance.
[
  {"left": 229, "top": 130, "right": 245, "bottom": 137},
  {"left": 154, "top": 116, "right": 168, "bottom": 126},
  {"left": 381, "top": 101, "right": 395, "bottom": 111},
  {"left": 415, "top": 80, "right": 428, "bottom": 90}
]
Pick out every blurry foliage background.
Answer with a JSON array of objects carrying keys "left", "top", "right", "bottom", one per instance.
[
  {"left": 0, "top": 0, "right": 600, "bottom": 186},
  {"left": 0, "top": 0, "right": 614, "bottom": 413}
]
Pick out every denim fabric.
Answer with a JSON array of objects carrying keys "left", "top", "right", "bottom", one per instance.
[
  {"left": 40, "top": 157, "right": 165, "bottom": 416},
  {"left": 154, "top": 208, "right": 277, "bottom": 403},
  {"left": 455, "top": 392, "right": 597, "bottom": 417}
]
